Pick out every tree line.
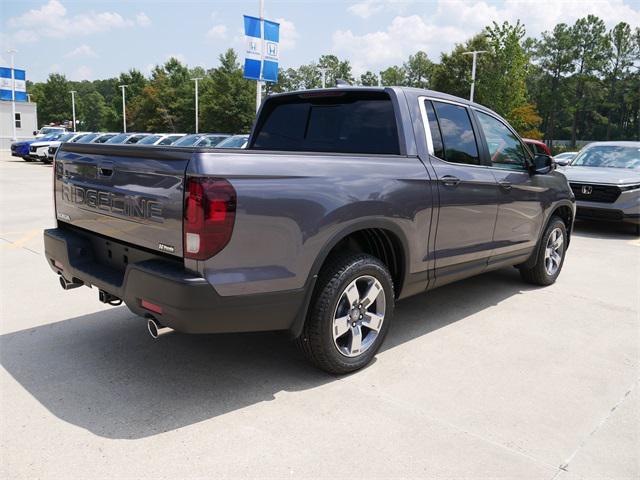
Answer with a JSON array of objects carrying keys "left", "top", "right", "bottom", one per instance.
[{"left": 28, "top": 15, "right": 639, "bottom": 148}]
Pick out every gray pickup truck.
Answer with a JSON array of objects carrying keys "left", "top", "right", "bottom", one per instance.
[{"left": 44, "top": 87, "right": 575, "bottom": 374}]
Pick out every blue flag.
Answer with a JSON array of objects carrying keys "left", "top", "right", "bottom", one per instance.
[
  {"left": 243, "top": 15, "right": 279, "bottom": 83},
  {"left": 0, "top": 68, "right": 28, "bottom": 102}
]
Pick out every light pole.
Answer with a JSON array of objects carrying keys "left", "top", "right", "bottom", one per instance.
[
  {"left": 69, "top": 90, "right": 77, "bottom": 132},
  {"left": 7, "top": 48, "right": 17, "bottom": 140},
  {"left": 318, "top": 67, "right": 329, "bottom": 88},
  {"left": 255, "top": 0, "right": 265, "bottom": 112},
  {"left": 191, "top": 77, "right": 202, "bottom": 133},
  {"left": 462, "top": 50, "right": 487, "bottom": 102},
  {"left": 118, "top": 84, "right": 128, "bottom": 132}
]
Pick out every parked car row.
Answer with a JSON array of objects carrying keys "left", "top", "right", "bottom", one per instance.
[{"left": 11, "top": 131, "right": 250, "bottom": 163}]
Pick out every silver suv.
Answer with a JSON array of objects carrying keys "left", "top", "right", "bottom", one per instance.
[{"left": 559, "top": 141, "right": 640, "bottom": 233}]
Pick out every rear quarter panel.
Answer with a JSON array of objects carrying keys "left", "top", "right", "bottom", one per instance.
[{"left": 188, "top": 151, "right": 434, "bottom": 296}]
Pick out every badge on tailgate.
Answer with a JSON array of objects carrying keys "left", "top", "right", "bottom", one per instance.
[{"left": 61, "top": 183, "right": 163, "bottom": 223}]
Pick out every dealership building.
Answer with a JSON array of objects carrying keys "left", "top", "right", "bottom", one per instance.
[
  {"left": 0, "top": 67, "right": 37, "bottom": 151},
  {"left": 0, "top": 100, "right": 38, "bottom": 150}
]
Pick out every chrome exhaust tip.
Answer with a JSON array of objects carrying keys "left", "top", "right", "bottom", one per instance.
[
  {"left": 59, "top": 276, "right": 82, "bottom": 290},
  {"left": 147, "top": 317, "right": 174, "bottom": 339}
]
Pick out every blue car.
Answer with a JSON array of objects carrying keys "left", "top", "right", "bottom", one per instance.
[{"left": 11, "top": 133, "right": 62, "bottom": 160}]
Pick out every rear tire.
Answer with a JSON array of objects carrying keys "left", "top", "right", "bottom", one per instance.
[
  {"left": 519, "top": 216, "right": 567, "bottom": 286},
  {"left": 296, "top": 253, "right": 394, "bottom": 374}
]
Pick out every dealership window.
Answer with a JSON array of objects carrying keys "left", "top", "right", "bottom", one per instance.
[{"left": 15, "top": 112, "right": 21, "bottom": 129}]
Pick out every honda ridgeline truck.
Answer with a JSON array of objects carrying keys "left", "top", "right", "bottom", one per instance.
[{"left": 44, "top": 88, "right": 575, "bottom": 374}]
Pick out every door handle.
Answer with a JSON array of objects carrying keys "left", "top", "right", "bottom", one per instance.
[
  {"left": 440, "top": 175, "right": 460, "bottom": 187},
  {"left": 98, "top": 162, "right": 114, "bottom": 177},
  {"left": 498, "top": 180, "right": 512, "bottom": 191}
]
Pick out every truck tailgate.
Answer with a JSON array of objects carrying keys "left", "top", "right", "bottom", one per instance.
[{"left": 54, "top": 144, "right": 191, "bottom": 257}]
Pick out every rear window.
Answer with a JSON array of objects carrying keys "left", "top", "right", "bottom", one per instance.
[
  {"left": 94, "top": 134, "right": 116, "bottom": 143},
  {"left": 173, "top": 134, "right": 203, "bottom": 147},
  {"left": 137, "top": 134, "right": 162, "bottom": 145},
  {"left": 252, "top": 92, "right": 400, "bottom": 155},
  {"left": 75, "top": 133, "right": 99, "bottom": 143}
]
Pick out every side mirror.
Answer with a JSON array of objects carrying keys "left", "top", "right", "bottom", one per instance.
[
  {"left": 33, "top": 131, "right": 37, "bottom": 136},
  {"left": 554, "top": 158, "right": 571, "bottom": 167},
  {"left": 530, "top": 154, "right": 554, "bottom": 174}
]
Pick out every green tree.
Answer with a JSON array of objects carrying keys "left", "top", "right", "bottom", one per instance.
[
  {"left": 126, "top": 58, "right": 194, "bottom": 132},
  {"left": 318, "top": 55, "right": 354, "bottom": 86},
  {"left": 30, "top": 73, "right": 70, "bottom": 126},
  {"left": 404, "top": 51, "right": 433, "bottom": 88},
  {"left": 604, "top": 22, "right": 638, "bottom": 139},
  {"left": 297, "top": 63, "right": 321, "bottom": 89},
  {"left": 482, "top": 21, "right": 529, "bottom": 124},
  {"left": 380, "top": 65, "right": 406, "bottom": 86},
  {"left": 431, "top": 34, "right": 490, "bottom": 100},
  {"left": 200, "top": 49, "right": 255, "bottom": 133},
  {"left": 359, "top": 71, "right": 379, "bottom": 86},
  {"left": 569, "top": 15, "right": 610, "bottom": 146},
  {"left": 80, "top": 91, "right": 108, "bottom": 131},
  {"left": 533, "top": 23, "right": 575, "bottom": 146}
]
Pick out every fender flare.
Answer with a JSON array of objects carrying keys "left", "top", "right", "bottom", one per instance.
[
  {"left": 288, "top": 217, "right": 411, "bottom": 339},
  {"left": 520, "top": 200, "right": 575, "bottom": 269}
]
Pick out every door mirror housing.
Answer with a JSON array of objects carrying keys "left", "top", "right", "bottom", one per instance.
[
  {"left": 554, "top": 157, "right": 571, "bottom": 167},
  {"left": 33, "top": 131, "right": 38, "bottom": 136},
  {"left": 530, "top": 154, "right": 554, "bottom": 174}
]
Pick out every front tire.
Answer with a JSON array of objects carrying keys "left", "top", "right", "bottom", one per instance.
[
  {"left": 519, "top": 216, "right": 567, "bottom": 286},
  {"left": 296, "top": 253, "right": 394, "bottom": 374}
]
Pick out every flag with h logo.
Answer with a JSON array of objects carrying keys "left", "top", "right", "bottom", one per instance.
[
  {"left": 243, "top": 15, "right": 279, "bottom": 83},
  {"left": 0, "top": 68, "right": 27, "bottom": 102}
]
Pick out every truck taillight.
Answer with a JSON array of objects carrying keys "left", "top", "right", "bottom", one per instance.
[{"left": 184, "top": 177, "right": 236, "bottom": 260}]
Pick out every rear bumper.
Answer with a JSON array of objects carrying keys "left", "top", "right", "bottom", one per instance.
[{"left": 44, "top": 226, "right": 306, "bottom": 334}]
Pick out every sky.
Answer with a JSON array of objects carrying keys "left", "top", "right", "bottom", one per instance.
[{"left": 1, "top": 0, "right": 639, "bottom": 83}]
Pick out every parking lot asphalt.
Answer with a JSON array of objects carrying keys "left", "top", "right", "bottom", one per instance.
[{"left": 0, "top": 152, "right": 638, "bottom": 479}]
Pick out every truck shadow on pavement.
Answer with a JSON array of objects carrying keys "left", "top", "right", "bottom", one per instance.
[{"left": 1, "top": 268, "right": 537, "bottom": 439}]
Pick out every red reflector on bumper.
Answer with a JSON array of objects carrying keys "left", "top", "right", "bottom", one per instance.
[{"left": 141, "top": 299, "right": 163, "bottom": 315}]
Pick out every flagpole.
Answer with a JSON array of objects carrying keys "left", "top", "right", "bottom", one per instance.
[
  {"left": 8, "top": 48, "right": 17, "bottom": 141},
  {"left": 256, "top": 0, "right": 264, "bottom": 112}
]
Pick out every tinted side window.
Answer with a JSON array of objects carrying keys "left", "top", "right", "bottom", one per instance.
[
  {"left": 253, "top": 94, "right": 400, "bottom": 155},
  {"left": 424, "top": 100, "right": 444, "bottom": 159},
  {"left": 476, "top": 111, "right": 528, "bottom": 170},
  {"left": 432, "top": 101, "right": 480, "bottom": 165}
]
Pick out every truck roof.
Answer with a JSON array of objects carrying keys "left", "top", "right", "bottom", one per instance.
[{"left": 265, "top": 86, "right": 502, "bottom": 120}]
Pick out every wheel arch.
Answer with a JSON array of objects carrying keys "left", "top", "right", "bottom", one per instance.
[
  {"left": 520, "top": 200, "right": 575, "bottom": 269},
  {"left": 288, "top": 219, "right": 410, "bottom": 339}
]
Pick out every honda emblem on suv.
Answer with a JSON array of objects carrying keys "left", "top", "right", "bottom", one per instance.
[{"left": 581, "top": 185, "right": 593, "bottom": 195}]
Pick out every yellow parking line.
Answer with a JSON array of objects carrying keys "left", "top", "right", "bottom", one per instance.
[{"left": 2, "top": 229, "right": 41, "bottom": 249}]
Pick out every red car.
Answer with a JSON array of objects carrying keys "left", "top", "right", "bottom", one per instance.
[{"left": 523, "top": 138, "right": 552, "bottom": 156}]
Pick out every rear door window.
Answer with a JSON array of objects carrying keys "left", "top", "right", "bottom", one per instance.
[
  {"left": 252, "top": 92, "right": 400, "bottom": 155},
  {"left": 431, "top": 101, "right": 480, "bottom": 165},
  {"left": 424, "top": 100, "right": 445, "bottom": 159}
]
